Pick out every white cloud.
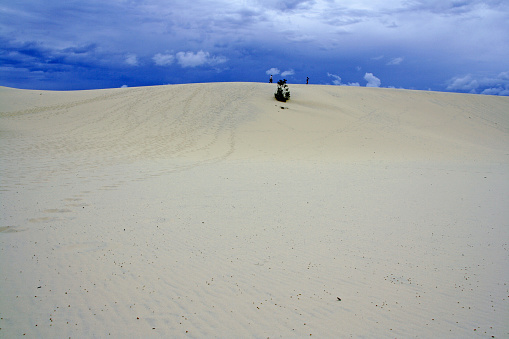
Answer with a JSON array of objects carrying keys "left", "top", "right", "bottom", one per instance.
[
  {"left": 125, "top": 54, "right": 139, "bottom": 66},
  {"left": 481, "top": 87, "right": 509, "bottom": 96},
  {"left": 176, "top": 50, "right": 227, "bottom": 68},
  {"left": 387, "top": 57, "right": 404, "bottom": 65},
  {"left": 121, "top": 84, "right": 128, "bottom": 88},
  {"left": 327, "top": 73, "right": 361, "bottom": 86},
  {"left": 446, "top": 74, "right": 479, "bottom": 92},
  {"left": 287, "top": 34, "right": 314, "bottom": 43},
  {"left": 176, "top": 51, "right": 209, "bottom": 67},
  {"left": 281, "top": 69, "right": 295, "bottom": 77},
  {"left": 153, "top": 53, "right": 175, "bottom": 66},
  {"left": 327, "top": 72, "right": 342, "bottom": 85},
  {"left": 499, "top": 71, "right": 509, "bottom": 80},
  {"left": 266, "top": 68, "right": 280, "bottom": 75},
  {"left": 210, "top": 55, "right": 228, "bottom": 66},
  {"left": 447, "top": 72, "right": 509, "bottom": 95},
  {"left": 364, "top": 72, "right": 381, "bottom": 87}
]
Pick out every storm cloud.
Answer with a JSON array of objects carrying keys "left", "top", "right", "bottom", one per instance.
[{"left": 0, "top": 0, "right": 507, "bottom": 94}]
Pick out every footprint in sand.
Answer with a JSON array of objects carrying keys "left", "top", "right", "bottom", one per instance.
[
  {"left": 28, "top": 208, "right": 74, "bottom": 223},
  {"left": 0, "top": 226, "right": 25, "bottom": 233},
  {"left": 43, "top": 208, "right": 73, "bottom": 213}
]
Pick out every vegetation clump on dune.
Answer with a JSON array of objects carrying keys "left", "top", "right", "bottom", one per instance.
[{"left": 275, "top": 79, "right": 290, "bottom": 102}]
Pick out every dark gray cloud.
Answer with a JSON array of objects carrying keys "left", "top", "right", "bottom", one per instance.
[
  {"left": 255, "top": 0, "right": 316, "bottom": 11},
  {"left": 0, "top": 39, "right": 102, "bottom": 72},
  {"left": 403, "top": 0, "right": 508, "bottom": 15}
]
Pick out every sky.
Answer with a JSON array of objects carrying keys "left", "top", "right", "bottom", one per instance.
[{"left": 1, "top": 0, "right": 508, "bottom": 95}]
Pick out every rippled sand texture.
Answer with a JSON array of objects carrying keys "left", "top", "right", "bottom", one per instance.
[{"left": 1, "top": 83, "right": 508, "bottom": 337}]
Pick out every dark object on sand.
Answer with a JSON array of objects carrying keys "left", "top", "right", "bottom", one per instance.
[{"left": 275, "top": 79, "right": 290, "bottom": 102}]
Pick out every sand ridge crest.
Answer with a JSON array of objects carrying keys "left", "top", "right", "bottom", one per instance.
[{"left": 1, "top": 83, "right": 507, "bottom": 166}]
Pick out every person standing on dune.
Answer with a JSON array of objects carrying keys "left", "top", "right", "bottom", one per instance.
[{"left": 270, "top": 75, "right": 273, "bottom": 83}]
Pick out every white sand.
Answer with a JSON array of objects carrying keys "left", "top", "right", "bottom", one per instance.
[{"left": 1, "top": 83, "right": 508, "bottom": 338}]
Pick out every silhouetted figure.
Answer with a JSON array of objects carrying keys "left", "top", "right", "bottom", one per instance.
[
  {"left": 306, "top": 77, "right": 309, "bottom": 84},
  {"left": 270, "top": 75, "right": 273, "bottom": 83}
]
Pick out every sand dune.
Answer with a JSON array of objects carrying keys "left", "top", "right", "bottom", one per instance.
[{"left": 1, "top": 83, "right": 508, "bottom": 337}]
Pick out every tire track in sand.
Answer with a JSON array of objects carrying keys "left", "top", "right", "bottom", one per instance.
[{"left": 1, "top": 83, "right": 258, "bottom": 228}]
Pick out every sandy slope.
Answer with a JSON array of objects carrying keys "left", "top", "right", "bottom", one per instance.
[{"left": 1, "top": 83, "right": 508, "bottom": 338}]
